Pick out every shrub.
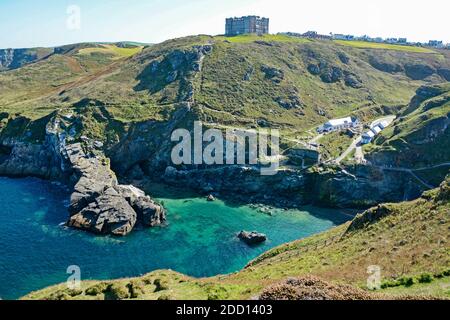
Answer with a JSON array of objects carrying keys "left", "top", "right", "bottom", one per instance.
[
  {"left": 66, "top": 288, "right": 83, "bottom": 297},
  {"left": 417, "top": 273, "right": 433, "bottom": 284},
  {"left": 105, "top": 283, "right": 130, "bottom": 300},
  {"left": 47, "top": 290, "right": 70, "bottom": 300},
  {"left": 153, "top": 278, "right": 169, "bottom": 292},
  {"left": 127, "top": 280, "right": 145, "bottom": 298},
  {"left": 85, "top": 282, "right": 108, "bottom": 296},
  {"left": 398, "top": 277, "right": 415, "bottom": 287}
]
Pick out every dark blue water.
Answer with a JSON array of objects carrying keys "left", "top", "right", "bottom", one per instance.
[{"left": 0, "top": 177, "right": 352, "bottom": 299}]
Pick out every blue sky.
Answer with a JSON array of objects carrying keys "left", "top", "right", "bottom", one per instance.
[{"left": 1, "top": 0, "right": 449, "bottom": 48}]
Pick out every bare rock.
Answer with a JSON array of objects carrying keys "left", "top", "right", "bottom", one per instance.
[{"left": 238, "top": 231, "right": 267, "bottom": 245}]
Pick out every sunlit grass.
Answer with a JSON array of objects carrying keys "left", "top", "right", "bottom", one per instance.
[
  {"left": 77, "top": 44, "right": 143, "bottom": 59},
  {"left": 335, "top": 40, "right": 436, "bottom": 53},
  {"left": 217, "top": 33, "right": 310, "bottom": 44}
]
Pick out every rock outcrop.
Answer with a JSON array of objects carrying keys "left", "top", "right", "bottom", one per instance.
[
  {"left": 0, "top": 48, "right": 52, "bottom": 71},
  {"left": 0, "top": 113, "right": 165, "bottom": 236},
  {"left": 65, "top": 143, "right": 166, "bottom": 236},
  {"left": 238, "top": 231, "right": 267, "bottom": 245}
]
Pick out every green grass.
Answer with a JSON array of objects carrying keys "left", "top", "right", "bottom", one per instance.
[
  {"left": 77, "top": 44, "right": 143, "bottom": 59},
  {"left": 368, "top": 83, "right": 450, "bottom": 168},
  {"left": 334, "top": 40, "right": 436, "bottom": 53},
  {"left": 318, "top": 131, "right": 354, "bottom": 161},
  {"left": 381, "top": 276, "right": 450, "bottom": 298},
  {"left": 216, "top": 34, "right": 310, "bottom": 44},
  {"left": 2, "top": 34, "right": 446, "bottom": 126}
]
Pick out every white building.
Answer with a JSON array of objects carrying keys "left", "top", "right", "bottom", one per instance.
[
  {"left": 361, "top": 131, "right": 375, "bottom": 144},
  {"left": 375, "top": 121, "right": 389, "bottom": 129},
  {"left": 371, "top": 126, "right": 382, "bottom": 135},
  {"left": 317, "top": 117, "right": 359, "bottom": 133},
  {"left": 361, "top": 123, "right": 384, "bottom": 144}
]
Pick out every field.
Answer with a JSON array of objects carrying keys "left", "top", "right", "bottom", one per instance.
[
  {"left": 77, "top": 44, "right": 144, "bottom": 59},
  {"left": 334, "top": 40, "right": 437, "bottom": 53},
  {"left": 318, "top": 131, "right": 354, "bottom": 161},
  {"left": 216, "top": 34, "right": 310, "bottom": 43}
]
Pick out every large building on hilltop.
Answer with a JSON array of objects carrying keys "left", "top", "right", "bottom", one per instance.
[{"left": 225, "top": 16, "right": 269, "bottom": 36}]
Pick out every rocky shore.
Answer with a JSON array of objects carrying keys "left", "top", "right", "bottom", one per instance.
[
  {"left": 0, "top": 115, "right": 165, "bottom": 236},
  {"left": 0, "top": 109, "right": 434, "bottom": 238},
  {"left": 160, "top": 163, "right": 426, "bottom": 209}
]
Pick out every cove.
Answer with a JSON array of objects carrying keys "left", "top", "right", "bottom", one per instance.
[{"left": 0, "top": 177, "right": 353, "bottom": 300}]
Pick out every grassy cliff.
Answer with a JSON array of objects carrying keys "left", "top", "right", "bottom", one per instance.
[
  {"left": 2, "top": 34, "right": 449, "bottom": 300},
  {"left": 367, "top": 83, "right": 450, "bottom": 173},
  {"left": 1, "top": 35, "right": 448, "bottom": 128}
]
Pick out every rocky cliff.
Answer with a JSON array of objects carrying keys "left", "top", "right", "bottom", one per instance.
[
  {"left": 367, "top": 83, "right": 450, "bottom": 170},
  {"left": 0, "top": 113, "right": 165, "bottom": 236},
  {"left": 1, "top": 36, "right": 449, "bottom": 222},
  {"left": 0, "top": 48, "right": 53, "bottom": 71}
]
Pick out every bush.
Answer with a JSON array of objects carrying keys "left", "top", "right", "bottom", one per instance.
[
  {"left": 153, "top": 278, "right": 169, "bottom": 292},
  {"left": 105, "top": 283, "right": 130, "bottom": 300},
  {"left": 127, "top": 280, "right": 145, "bottom": 298},
  {"left": 66, "top": 288, "right": 83, "bottom": 297},
  {"left": 381, "top": 279, "right": 400, "bottom": 289},
  {"left": 417, "top": 273, "right": 433, "bottom": 284},
  {"left": 48, "top": 291, "right": 71, "bottom": 300},
  {"left": 85, "top": 282, "right": 108, "bottom": 296},
  {"left": 434, "top": 268, "right": 450, "bottom": 279},
  {"left": 398, "top": 277, "right": 415, "bottom": 287}
]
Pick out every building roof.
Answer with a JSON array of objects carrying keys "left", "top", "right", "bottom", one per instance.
[
  {"left": 379, "top": 121, "right": 389, "bottom": 128},
  {"left": 363, "top": 131, "right": 375, "bottom": 138},
  {"left": 326, "top": 117, "right": 353, "bottom": 127},
  {"left": 371, "top": 126, "right": 382, "bottom": 134}
]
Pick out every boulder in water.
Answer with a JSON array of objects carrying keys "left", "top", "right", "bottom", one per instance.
[{"left": 238, "top": 231, "right": 267, "bottom": 245}]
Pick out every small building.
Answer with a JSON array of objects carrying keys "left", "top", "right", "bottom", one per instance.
[
  {"left": 428, "top": 40, "right": 444, "bottom": 48},
  {"left": 332, "top": 34, "right": 354, "bottom": 41},
  {"left": 302, "top": 31, "right": 332, "bottom": 40},
  {"left": 386, "top": 38, "right": 399, "bottom": 44},
  {"left": 371, "top": 126, "right": 382, "bottom": 135},
  {"left": 361, "top": 123, "right": 384, "bottom": 144},
  {"left": 361, "top": 131, "right": 375, "bottom": 144},
  {"left": 375, "top": 121, "right": 389, "bottom": 129},
  {"left": 225, "top": 16, "right": 269, "bottom": 36},
  {"left": 317, "top": 117, "right": 359, "bottom": 133}
]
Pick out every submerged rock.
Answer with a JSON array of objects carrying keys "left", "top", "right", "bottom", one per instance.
[{"left": 238, "top": 231, "right": 267, "bottom": 245}]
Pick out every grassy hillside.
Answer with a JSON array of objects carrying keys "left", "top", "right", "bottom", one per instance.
[
  {"left": 0, "top": 43, "right": 143, "bottom": 119},
  {"left": 367, "top": 83, "right": 450, "bottom": 171},
  {"left": 1, "top": 35, "right": 448, "bottom": 130},
  {"left": 23, "top": 176, "right": 450, "bottom": 300},
  {"left": 334, "top": 40, "right": 437, "bottom": 53}
]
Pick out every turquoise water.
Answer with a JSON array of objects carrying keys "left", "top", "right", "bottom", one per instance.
[{"left": 0, "top": 177, "right": 352, "bottom": 300}]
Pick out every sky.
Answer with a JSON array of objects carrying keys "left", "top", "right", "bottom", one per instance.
[{"left": 0, "top": 0, "right": 449, "bottom": 48}]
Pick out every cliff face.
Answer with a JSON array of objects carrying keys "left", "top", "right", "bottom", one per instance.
[
  {"left": 1, "top": 36, "right": 449, "bottom": 214},
  {"left": 0, "top": 48, "right": 52, "bottom": 71},
  {"left": 0, "top": 113, "right": 165, "bottom": 236},
  {"left": 367, "top": 83, "right": 450, "bottom": 170}
]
